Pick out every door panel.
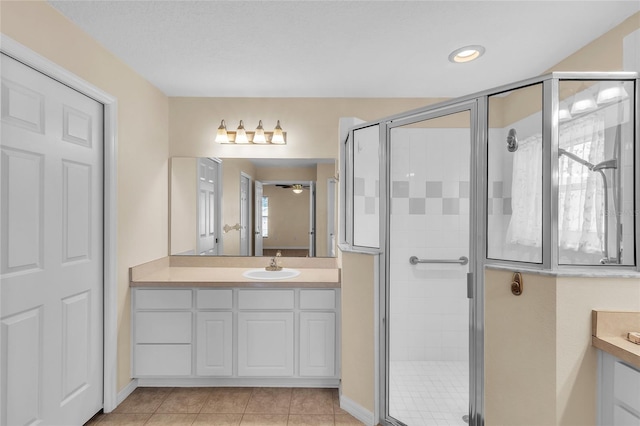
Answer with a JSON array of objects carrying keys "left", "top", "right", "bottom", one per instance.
[
  {"left": 197, "top": 158, "right": 219, "bottom": 255},
  {"left": 386, "top": 108, "right": 472, "bottom": 426},
  {"left": 240, "top": 174, "right": 250, "bottom": 256},
  {"left": 254, "top": 181, "right": 263, "bottom": 256},
  {"left": 0, "top": 53, "right": 103, "bottom": 426}
]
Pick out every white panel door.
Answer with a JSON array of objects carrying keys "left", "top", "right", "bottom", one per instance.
[
  {"left": 308, "top": 181, "right": 316, "bottom": 257},
  {"left": 240, "top": 173, "right": 250, "bottom": 256},
  {"left": 0, "top": 53, "right": 103, "bottom": 425},
  {"left": 254, "top": 181, "right": 263, "bottom": 256},
  {"left": 238, "top": 312, "right": 294, "bottom": 376},
  {"left": 197, "top": 158, "right": 219, "bottom": 255},
  {"left": 327, "top": 178, "right": 336, "bottom": 257},
  {"left": 299, "top": 312, "right": 336, "bottom": 377},
  {"left": 196, "top": 311, "right": 233, "bottom": 376}
]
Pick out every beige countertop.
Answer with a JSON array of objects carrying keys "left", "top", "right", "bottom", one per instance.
[
  {"left": 592, "top": 310, "right": 640, "bottom": 369},
  {"left": 130, "top": 256, "right": 341, "bottom": 288}
]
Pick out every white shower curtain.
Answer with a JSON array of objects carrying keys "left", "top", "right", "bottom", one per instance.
[
  {"left": 507, "top": 113, "right": 605, "bottom": 254},
  {"left": 506, "top": 134, "right": 542, "bottom": 248},
  {"left": 558, "top": 114, "right": 605, "bottom": 253}
]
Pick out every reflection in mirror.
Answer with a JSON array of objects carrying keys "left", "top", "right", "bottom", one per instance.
[{"left": 170, "top": 157, "right": 337, "bottom": 257}]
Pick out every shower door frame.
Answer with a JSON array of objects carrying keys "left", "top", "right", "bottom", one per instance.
[{"left": 379, "top": 98, "right": 486, "bottom": 426}]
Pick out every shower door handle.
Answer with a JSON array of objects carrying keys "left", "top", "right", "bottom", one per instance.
[
  {"left": 467, "top": 272, "right": 474, "bottom": 299},
  {"left": 409, "top": 256, "right": 468, "bottom": 265}
]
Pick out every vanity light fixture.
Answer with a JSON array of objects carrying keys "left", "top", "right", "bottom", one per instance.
[
  {"left": 448, "top": 45, "right": 485, "bottom": 63},
  {"left": 214, "top": 119, "right": 287, "bottom": 144},
  {"left": 292, "top": 184, "right": 304, "bottom": 194},
  {"left": 558, "top": 101, "right": 572, "bottom": 122},
  {"left": 596, "top": 81, "right": 629, "bottom": 104},
  {"left": 570, "top": 89, "right": 597, "bottom": 115}
]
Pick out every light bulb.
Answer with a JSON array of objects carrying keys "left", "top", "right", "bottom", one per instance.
[
  {"left": 253, "top": 120, "right": 266, "bottom": 143},
  {"left": 235, "top": 120, "right": 248, "bottom": 144},
  {"left": 271, "top": 120, "right": 285, "bottom": 144},
  {"left": 215, "top": 119, "right": 229, "bottom": 143}
]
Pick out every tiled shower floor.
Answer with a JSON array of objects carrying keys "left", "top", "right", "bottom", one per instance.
[{"left": 389, "top": 361, "right": 468, "bottom": 426}]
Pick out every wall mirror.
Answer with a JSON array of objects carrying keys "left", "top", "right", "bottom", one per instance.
[{"left": 170, "top": 157, "right": 337, "bottom": 257}]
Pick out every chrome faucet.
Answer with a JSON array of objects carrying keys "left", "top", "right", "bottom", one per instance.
[{"left": 266, "top": 251, "right": 283, "bottom": 271}]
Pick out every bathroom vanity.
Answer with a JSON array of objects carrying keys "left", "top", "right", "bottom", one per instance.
[
  {"left": 592, "top": 311, "right": 640, "bottom": 425},
  {"left": 129, "top": 256, "right": 341, "bottom": 387}
]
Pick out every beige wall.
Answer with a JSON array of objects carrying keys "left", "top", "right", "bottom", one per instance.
[
  {"left": 262, "top": 185, "right": 309, "bottom": 250},
  {"left": 546, "top": 12, "right": 640, "bottom": 73},
  {"left": 340, "top": 252, "right": 376, "bottom": 413},
  {"left": 485, "top": 269, "right": 640, "bottom": 426},
  {"left": 0, "top": 1, "right": 170, "bottom": 392},
  {"left": 170, "top": 157, "right": 197, "bottom": 255},
  {"left": 168, "top": 97, "right": 442, "bottom": 160}
]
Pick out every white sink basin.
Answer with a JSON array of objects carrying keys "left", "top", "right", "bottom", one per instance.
[{"left": 242, "top": 268, "right": 301, "bottom": 280}]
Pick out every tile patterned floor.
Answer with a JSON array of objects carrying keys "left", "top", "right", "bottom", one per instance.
[
  {"left": 85, "top": 387, "right": 365, "bottom": 426},
  {"left": 389, "top": 361, "right": 468, "bottom": 426}
]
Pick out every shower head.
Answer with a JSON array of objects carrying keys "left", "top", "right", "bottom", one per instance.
[
  {"left": 507, "top": 128, "right": 518, "bottom": 152},
  {"left": 592, "top": 159, "right": 618, "bottom": 171}
]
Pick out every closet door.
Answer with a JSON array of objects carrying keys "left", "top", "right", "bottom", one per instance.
[{"left": 1, "top": 53, "right": 104, "bottom": 425}]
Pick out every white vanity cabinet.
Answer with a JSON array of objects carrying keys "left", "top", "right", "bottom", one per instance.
[
  {"left": 131, "top": 287, "right": 340, "bottom": 386},
  {"left": 238, "top": 290, "right": 295, "bottom": 377},
  {"left": 133, "top": 289, "right": 193, "bottom": 377},
  {"left": 599, "top": 351, "right": 640, "bottom": 425},
  {"left": 196, "top": 289, "right": 233, "bottom": 376},
  {"left": 299, "top": 290, "right": 337, "bottom": 377}
]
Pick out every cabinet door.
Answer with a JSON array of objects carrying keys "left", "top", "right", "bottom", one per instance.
[
  {"left": 196, "top": 311, "right": 233, "bottom": 376},
  {"left": 299, "top": 312, "right": 335, "bottom": 377},
  {"left": 238, "top": 312, "right": 294, "bottom": 377}
]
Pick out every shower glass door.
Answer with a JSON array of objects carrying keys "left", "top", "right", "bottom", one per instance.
[{"left": 386, "top": 107, "right": 473, "bottom": 426}]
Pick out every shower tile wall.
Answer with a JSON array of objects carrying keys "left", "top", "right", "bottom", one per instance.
[{"left": 390, "top": 128, "right": 469, "bottom": 363}]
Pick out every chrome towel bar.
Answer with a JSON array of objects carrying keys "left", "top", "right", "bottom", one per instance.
[{"left": 409, "top": 255, "right": 468, "bottom": 266}]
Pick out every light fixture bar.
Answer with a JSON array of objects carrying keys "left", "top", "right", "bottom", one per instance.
[{"left": 215, "top": 120, "right": 287, "bottom": 144}]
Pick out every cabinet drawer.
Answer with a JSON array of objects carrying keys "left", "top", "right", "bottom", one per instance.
[
  {"left": 300, "top": 290, "right": 335, "bottom": 310},
  {"left": 135, "top": 289, "right": 192, "bottom": 310},
  {"left": 614, "top": 361, "right": 640, "bottom": 412},
  {"left": 134, "top": 344, "right": 191, "bottom": 376},
  {"left": 136, "top": 312, "right": 192, "bottom": 343},
  {"left": 238, "top": 290, "right": 294, "bottom": 310},
  {"left": 197, "top": 289, "right": 233, "bottom": 309}
]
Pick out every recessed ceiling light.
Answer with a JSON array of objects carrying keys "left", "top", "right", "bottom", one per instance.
[{"left": 448, "top": 45, "right": 485, "bottom": 63}]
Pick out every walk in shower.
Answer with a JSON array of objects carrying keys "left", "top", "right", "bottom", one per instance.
[
  {"left": 387, "top": 109, "right": 472, "bottom": 426},
  {"left": 341, "top": 72, "right": 637, "bottom": 426}
]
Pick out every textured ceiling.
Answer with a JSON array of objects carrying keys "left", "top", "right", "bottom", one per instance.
[{"left": 49, "top": 1, "right": 640, "bottom": 98}]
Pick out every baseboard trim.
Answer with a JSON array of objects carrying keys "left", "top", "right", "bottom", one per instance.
[
  {"left": 115, "top": 379, "right": 138, "bottom": 409},
  {"left": 339, "top": 394, "right": 375, "bottom": 426},
  {"left": 136, "top": 377, "right": 340, "bottom": 388}
]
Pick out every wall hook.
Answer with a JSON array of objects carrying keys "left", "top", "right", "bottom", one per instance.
[{"left": 511, "top": 272, "right": 523, "bottom": 296}]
